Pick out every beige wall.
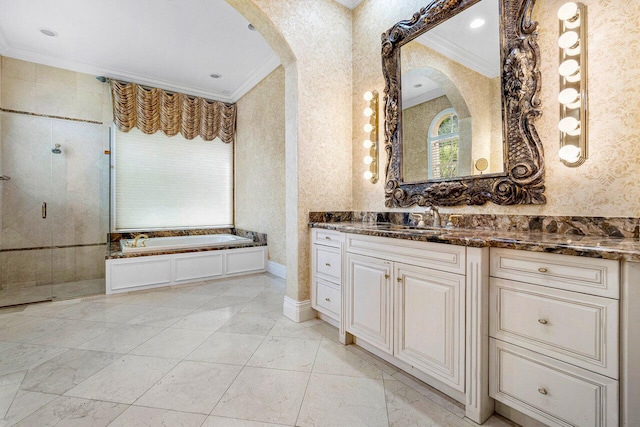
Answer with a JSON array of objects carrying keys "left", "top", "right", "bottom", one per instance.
[
  {"left": 352, "top": 0, "right": 640, "bottom": 217},
  {"left": 229, "top": 0, "right": 353, "bottom": 301},
  {"left": 235, "top": 66, "right": 286, "bottom": 266}
]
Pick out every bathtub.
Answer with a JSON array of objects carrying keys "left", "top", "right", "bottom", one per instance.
[{"left": 120, "top": 234, "right": 253, "bottom": 254}]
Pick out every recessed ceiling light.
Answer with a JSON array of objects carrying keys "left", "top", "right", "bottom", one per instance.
[
  {"left": 414, "top": 83, "right": 423, "bottom": 88},
  {"left": 39, "top": 28, "right": 58, "bottom": 37},
  {"left": 210, "top": 73, "right": 222, "bottom": 79},
  {"left": 469, "top": 18, "right": 485, "bottom": 29},
  {"left": 248, "top": 24, "right": 257, "bottom": 31}
]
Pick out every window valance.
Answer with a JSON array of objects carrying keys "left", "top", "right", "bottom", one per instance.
[{"left": 110, "top": 80, "right": 236, "bottom": 143}]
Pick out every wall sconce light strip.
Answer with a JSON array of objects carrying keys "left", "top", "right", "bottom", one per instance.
[{"left": 363, "top": 91, "right": 379, "bottom": 182}]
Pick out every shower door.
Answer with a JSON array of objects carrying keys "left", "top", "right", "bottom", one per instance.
[{"left": 0, "top": 112, "right": 53, "bottom": 307}]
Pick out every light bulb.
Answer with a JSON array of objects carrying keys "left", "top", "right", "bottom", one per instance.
[
  {"left": 469, "top": 18, "right": 485, "bottom": 29},
  {"left": 559, "top": 144, "right": 581, "bottom": 163},
  {"left": 558, "top": 31, "right": 579, "bottom": 49},
  {"left": 364, "top": 155, "right": 373, "bottom": 165},
  {"left": 363, "top": 107, "right": 374, "bottom": 117},
  {"left": 363, "top": 92, "right": 373, "bottom": 101},
  {"left": 363, "top": 170, "right": 373, "bottom": 180},
  {"left": 363, "top": 139, "right": 373, "bottom": 149},
  {"left": 559, "top": 59, "right": 580, "bottom": 81},
  {"left": 558, "top": 117, "right": 580, "bottom": 134},
  {"left": 557, "top": 2, "right": 578, "bottom": 21},
  {"left": 558, "top": 88, "right": 579, "bottom": 107},
  {"left": 364, "top": 123, "right": 374, "bottom": 133}
]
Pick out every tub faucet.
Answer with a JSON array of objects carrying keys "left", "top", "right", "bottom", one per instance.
[
  {"left": 132, "top": 234, "right": 149, "bottom": 247},
  {"left": 426, "top": 206, "right": 441, "bottom": 227}
]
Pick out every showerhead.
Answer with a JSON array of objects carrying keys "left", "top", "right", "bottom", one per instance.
[{"left": 52, "top": 144, "right": 62, "bottom": 154}]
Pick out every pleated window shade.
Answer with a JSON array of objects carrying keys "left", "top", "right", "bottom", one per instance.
[{"left": 113, "top": 128, "right": 233, "bottom": 230}]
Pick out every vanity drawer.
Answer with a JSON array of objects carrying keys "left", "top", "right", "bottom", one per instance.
[
  {"left": 490, "top": 339, "right": 618, "bottom": 427},
  {"left": 490, "top": 248, "right": 619, "bottom": 299},
  {"left": 314, "top": 278, "right": 341, "bottom": 319},
  {"left": 312, "top": 228, "right": 342, "bottom": 248},
  {"left": 346, "top": 233, "right": 465, "bottom": 275},
  {"left": 490, "top": 278, "right": 618, "bottom": 378},
  {"left": 313, "top": 245, "right": 341, "bottom": 283}
]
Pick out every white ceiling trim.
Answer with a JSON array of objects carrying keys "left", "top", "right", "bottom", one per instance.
[
  {"left": 333, "top": 0, "right": 364, "bottom": 10},
  {"left": 227, "top": 54, "right": 280, "bottom": 102},
  {"left": 0, "top": 42, "right": 277, "bottom": 104},
  {"left": 419, "top": 32, "right": 499, "bottom": 79}
]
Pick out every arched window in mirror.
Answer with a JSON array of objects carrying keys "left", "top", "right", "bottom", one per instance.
[{"left": 428, "top": 108, "right": 459, "bottom": 179}]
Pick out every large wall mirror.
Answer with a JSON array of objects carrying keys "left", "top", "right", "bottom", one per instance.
[{"left": 382, "top": 0, "right": 545, "bottom": 207}]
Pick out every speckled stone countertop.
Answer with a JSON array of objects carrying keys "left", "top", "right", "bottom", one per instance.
[
  {"left": 106, "top": 228, "right": 267, "bottom": 259},
  {"left": 310, "top": 218, "right": 640, "bottom": 262}
]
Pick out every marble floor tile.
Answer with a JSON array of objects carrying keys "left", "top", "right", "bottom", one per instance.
[
  {"left": 346, "top": 344, "right": 400, "bottom": 376},
  {"left": 160, "top": 292, "right": 217, "bottom": 309},
  {"left": 52, "top": 301, "right": 110, "bottom": 320},
  {"left": 129, "top": 328, "right": 212, "bottom": 359},
  {"left": 135, "top": 360, "right": 241, "bottom": 414},
  {"left": 20, "top": 349, "right": 121, "bottom": 394},
  {"left": 199, "top": 295, "right": 254, "bottom": 311},
  {"left": 83, "top": 303, "right": 153, "bottom": 324},
  {"left": 384, "top": 378, "right": 472, "bottom": 427},
  {"left": 217, "top": 312, "right": 276, "bottom": 336},
  {"left": 240, "top": 295, "right": 283, "bottom": 314},
  {"left": 13, "top": 396, "right": 127, "bottom": 427},
  {"left": 212, "top": 366, "right": 309, "bottom": 425},
  {"left": 221, "top": 284, "right": 266, "bottom": 298},
  {"left": 126, "top": 306, "right": 194, "bottom": 327},
  {"left": 247, "top": 336, "right": 320, "bottom": 372},
  {"left": 391, "top": 370, "right": 465, "bottom": 418},
  {"left": 78, "top": 324, "right": 163, "bottom": 354},
  {"left": 0, "top": 372, "right": 25, "bottom": 420},
  {"left": 186, "top": 332, "right": 265, "bottom": 365},
  {"left": 297, "top": 373, "right": 388, "bottom": 427},
  {"left": 0, "top": 316, "right": 71, "bottom": 343},
  {"left": 203, "top": 416, "right": 290, "bottom": 426},
  {"left": 267, "top": 323, "right": 327, "bottom": 340},
  {"left": 312, "top": 340, "right": 384, "bottom": 379},
  {"left": 182, "top": 282, "right": 235, "bottom": 296},
  {"left": 109, "top": 406, "right": 207, "bottom": 427},
  {"left": 0, "top": 390, "right": 58, "bottom": 426},
  {"left": 124, "top": 291, "right": 177, "bottom": 307},
  {"left": 171, "top": 307, "right": 236, "bottom": 331},
  {"left": 27, "top": 319, "right": 113, "bottom": 348},
  {"left": 0, "top": 344, "right": 67, "bottom": 376},
  {"left": 0, "top": 342, "right": 18, "bottom": 354},
  {"left": 64, "top": 355, "right": 178, "bottom": 404}
]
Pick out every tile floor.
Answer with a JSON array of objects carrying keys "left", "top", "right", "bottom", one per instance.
[{"left": 0, "top": 273, "right": 518, "bottom": 426}]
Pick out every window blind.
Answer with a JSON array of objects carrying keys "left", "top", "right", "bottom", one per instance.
[{"left": 113, "top": 128, "right": 233, "bottom": 230}]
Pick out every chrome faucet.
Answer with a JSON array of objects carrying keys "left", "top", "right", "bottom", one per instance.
[
  {"left": 132, "top": 234, "right": 149, "bottom": 247},
  {"left": 426, "top": 206, "right": 441, "bottom": 227}
]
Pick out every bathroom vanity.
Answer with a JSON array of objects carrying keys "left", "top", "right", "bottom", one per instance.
[{"left": 310, "top": 217, "right": 640, "bottom": 426}]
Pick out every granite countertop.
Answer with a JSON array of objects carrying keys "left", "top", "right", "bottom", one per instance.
[{"left": 309, "top": 221, "right": 640, "bottom": 262}]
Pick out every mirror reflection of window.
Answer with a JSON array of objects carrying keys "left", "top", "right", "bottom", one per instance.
[{"left": 428, "top": 108, "right": 459, "bottom": 179}]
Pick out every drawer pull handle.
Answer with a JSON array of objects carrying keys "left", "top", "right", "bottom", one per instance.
[
  {"left": 538, "top": 267, "right": 548, "bottom": 273},
  {"left": 325, "top": 263, "right": 331, "bottom": 267},
  {"left": 385, "top": 274, "right": 389, "bottom": 279},
  {"left": 538, "top": 388, "right": 548, "bottom": 395},
  {"left": 538, "top": 318, "right": 548, "bottom": 325},
  {"left": 325, "top": 297, "right": 331, "bottom": 302},
  {"left": 325, "top": 236, "right": 331, "bottom": 240}
]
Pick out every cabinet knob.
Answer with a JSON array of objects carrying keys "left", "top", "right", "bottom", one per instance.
[
  {"left": 325, "top": 236, "right": 331, "bottom": 240},
  {"left": 325, "top": 297, "right": 331, "bottom": 302},
  {"left": 325, "top": 263, "right": 331, "bottom": 267},
  {"left": 538, "top": 388, "right": 548, "bottom": 395},
  {"left": 385, "top": 274, "right": 389, "bottom": 279},
  {"left": 538, "top": 318, "right": 548, "bottom": 325},
  {"left": 397, "top": 277, "right": 403, "bottom": 283},
  {"left": 538, "top": 267, "right": 548, "bottom": 273}
]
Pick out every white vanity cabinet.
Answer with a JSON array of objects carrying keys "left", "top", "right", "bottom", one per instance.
[
  {"left": 310, "top": 228, "right": 344, "bottom": 325},
  {"left": 489, "top": 248, "right": 620, "bottom": 427},
  {"left": 345, "top": 233, "right": 468, "bottom": 394}
]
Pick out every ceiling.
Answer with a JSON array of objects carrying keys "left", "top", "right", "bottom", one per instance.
[{"left": 0, "top": 0, "right": 284, "bottom": 103}]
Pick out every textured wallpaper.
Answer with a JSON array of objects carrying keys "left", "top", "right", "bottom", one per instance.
[
  {"left": 235, "top": 66, "right": 286, "bottom": 266},
  {"left": 352, "top": 0, "right": 640, "bottom": 217},
  {"left": 229, "top": 0, "right": 353, "bottom": 301}
]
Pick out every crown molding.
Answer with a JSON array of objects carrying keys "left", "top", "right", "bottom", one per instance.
[
  {"left": 228, "top": 54, "right": 281, "bottom": 102},
  {"left": 333, "top": 0, "right": 364, "bottom": 10}
]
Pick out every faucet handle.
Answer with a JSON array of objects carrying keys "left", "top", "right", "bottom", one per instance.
[{"left": 409, "top": 212, "right": 426, "bottom": 227}]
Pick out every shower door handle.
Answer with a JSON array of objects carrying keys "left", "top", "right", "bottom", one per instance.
[{"left": 42, "top": 202, "right": 47, "bottom": 219}]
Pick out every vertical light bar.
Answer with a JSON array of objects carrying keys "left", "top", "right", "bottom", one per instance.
[{"left": 363, "top": 90, "right": 379, "bottom": 182}]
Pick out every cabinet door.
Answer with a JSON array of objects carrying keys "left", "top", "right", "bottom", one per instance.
[
  {"left": 394, "top": 262, "right": 465, "bottom": 392},
  {"left": 346, "top": 253, "right": 393, "bottom": 354}
]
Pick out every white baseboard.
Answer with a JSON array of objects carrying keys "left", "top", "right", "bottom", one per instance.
[
  {"left": 282, "top": 296, "right": 315, "bottom": 323},
  {"left": 267, "top": 261, "right": 286, "bottom": 279}
]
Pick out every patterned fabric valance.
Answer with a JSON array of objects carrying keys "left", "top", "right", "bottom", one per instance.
[{"left": 110, "top": 80, "right": 236, "bottom": 143}]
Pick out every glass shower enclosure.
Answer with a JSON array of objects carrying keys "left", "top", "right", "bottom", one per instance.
[{"left": 0, "top": 111, "right": 110, "bottom": 307}]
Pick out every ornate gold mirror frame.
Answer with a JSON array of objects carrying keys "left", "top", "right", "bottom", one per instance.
[{"left": 382, "top": 0, "right": 545, "bottom": 207}]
